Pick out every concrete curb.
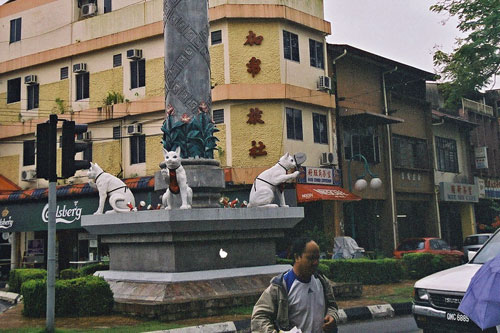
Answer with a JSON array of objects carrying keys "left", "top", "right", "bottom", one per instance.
[
  {"left": 0, "top": 291, "right": 21, "bottom": 305},
  {"left": 147, "top": 302, "right": 413, "bottom": 332}
]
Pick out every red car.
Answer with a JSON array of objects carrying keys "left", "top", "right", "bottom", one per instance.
[{"left": 393, "top": 237, "right": 464, "bottom": 259}]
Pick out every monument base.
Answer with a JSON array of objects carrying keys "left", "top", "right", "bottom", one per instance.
[{"left": 96, "top": 265, "right": 291, "bottom": 320}]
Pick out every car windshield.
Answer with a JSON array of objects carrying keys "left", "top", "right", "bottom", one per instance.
[
  {"left": 464, "top": 235, "right": 490, "bottom": 246},
  {"left": 398, "top": 239, "right": 425, "bottom": 251},
  {"left": 471, "top": 231, "right": 500, "bottom": 264}
]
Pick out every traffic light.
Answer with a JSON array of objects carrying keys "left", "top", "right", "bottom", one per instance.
[
  {"left": 36, "top": 115, "right": 57, "bottom": 181},
  {"left": 61, "top": 120, "right": 91, "bottom": 178}
]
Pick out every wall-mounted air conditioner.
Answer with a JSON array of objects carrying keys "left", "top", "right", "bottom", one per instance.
[
  {"left": 317, "top": 76, "right": 332, "bottom": 91},
  {"left": 81, "top": 3, "right": 97, "bottom": 17},
  {"left": 320, "top": 152, "right": 335, "bottom": 166},
  {"left": 21, "top": 169, "right": 37, "bottom": 182},
  {"left": 83, "top": 131, "right": 92, "bottom": 141},
  {"left": 126, "top": 49, "right": 143, "bottom": 60},
  {"left": 24, "top": 75, "right": 38, "bottom": 85},
  {"left": 127, "top": 123, "right": 143, "bottom": 135},
  {"left": 73, "top": 63, "right": 87, "bottom": 73}
]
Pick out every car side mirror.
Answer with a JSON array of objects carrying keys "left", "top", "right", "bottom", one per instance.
[{"left": 468, "top": 251, "right": 477, "bottom": 262}]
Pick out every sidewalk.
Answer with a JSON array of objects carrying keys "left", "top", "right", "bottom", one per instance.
[{"left": 0, "top": 281, "right": 415, "bottom": 332}]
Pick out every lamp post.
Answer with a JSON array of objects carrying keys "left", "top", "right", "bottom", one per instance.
[{"left": 347, "top": 154, "right": 382, "bottom": 238}]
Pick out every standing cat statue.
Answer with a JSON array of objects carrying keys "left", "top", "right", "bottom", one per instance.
[
  {"left": 247, "top": 152, "right": 304, "bottom": 208},
  {"left": 87, "top": 162, "right": 135, "bottom": 214},
  {"left": 160, "top": 147, "right": 193, "bottom": 210}
]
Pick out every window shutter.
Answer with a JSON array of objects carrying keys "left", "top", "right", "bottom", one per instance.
[
  {"left": 83, "top": 72, "right": 89, "bottom": 99},
  {"left": 131, "top": 61, "right": 138, "bottom": 89},
  {"left": 138, "top": 59, "right": 146, "bottom": 87},
  {"left": 130, "top": 136, "right": 138, "bottom": 164},
  {"left": 309, "top": 39, "right": 316, "bottom": 67}
]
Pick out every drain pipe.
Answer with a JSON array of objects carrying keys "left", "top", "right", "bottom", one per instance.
[
  {"left": 331, "top": 48, "right": 347, "bottom": 236},
  {"left": 382, "top": 66, "right": 398, "bottom": 250},
  {"left": 331, "top": 49, "right": 347, "bottom": 169}
]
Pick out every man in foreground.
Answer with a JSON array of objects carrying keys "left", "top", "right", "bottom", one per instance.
[{"left": 251, "top": 238, "right": 339, "bottom": 332}]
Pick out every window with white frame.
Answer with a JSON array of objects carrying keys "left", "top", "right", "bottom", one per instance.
[
  {"left": 313, "top": 113, "right": 328, "bottom": 144},
  {"left": 309, "top": 39, "right": 324, "bottom": 69},
  {"left": 76, "top": 72, "right": 89, "bottom": 100},
  {"left": 286, "top": 107, "right": 303, "bottom": 140},
  {"left": 435, "top": 136, "right": 459, "bottom": 173},
  {"left": 283, "top": 30, "right": 299, "bottom": 62},
  {"left": 10, "top": 18, "right": 21, "bottom": 43},
  {"left": 27, "top": 84, "right": 39, "bottom": 110},
  {"left": 130, "top": 135, "right": 145, "bottom": 164},
  {"left": 130, "top": 59, "right": 145, "bottom": 89}
]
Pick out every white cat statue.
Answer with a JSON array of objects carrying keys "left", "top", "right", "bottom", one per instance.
[
  {"left": 87, "top": 162, "right": 136, "bottom": 214},
  {"left": 160, "top": 147, "right": 193, "bottom": 210},
  {"left": 247, "top": 153, "right": 302, "bottom": 208}
]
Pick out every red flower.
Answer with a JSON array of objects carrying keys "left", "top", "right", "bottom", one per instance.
[
  {"left": 181, "top": 113, "right": 191, "bottom": 123},
  {"left": 166, "top": 104, "right": 175, "bottom": 116}
]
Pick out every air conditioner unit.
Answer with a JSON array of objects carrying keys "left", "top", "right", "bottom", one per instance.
[
  {"left": 127, "top": 123, "right": 143, "bottom": 135},
  {"left": 126, "top": 49, "right": 143, "bottom": 60},
  {"left": 81, "top": 3, "right": 97, "bottom": 17},
  {"left": 21, "top": 169, "right": 37, "bottom": 182},
  {"left": 24, "top": 75, "right": 38, "bottom": 85},
  {"left": 320, "top": 152, "right": 335, "bottom": 166},
  {"left": 73, "top": 63, "right": 87, "bottom": 73},
  {"left": 82, "top": 131, "right": 92, "bottom": 141},
  {"left": 317, "top": 76, "right": 332, "bottom": 91}
]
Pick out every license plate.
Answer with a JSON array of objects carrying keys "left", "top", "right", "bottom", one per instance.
[{"left": 446, "top": 311, "right": 470, "bottom": 323}]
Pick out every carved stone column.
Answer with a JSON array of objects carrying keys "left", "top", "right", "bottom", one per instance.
[{"left": 163, "top": 0, "right": 211, "bottom": 128}]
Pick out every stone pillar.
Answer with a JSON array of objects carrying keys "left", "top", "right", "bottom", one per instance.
[
  {"left": 164, "top": 0, "right": 211, "bottom": 125},
  {"left": 10, "top": 232, "right": 19, "bottom": 270}
]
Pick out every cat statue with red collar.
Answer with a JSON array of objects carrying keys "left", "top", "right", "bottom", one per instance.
[
  {"left": 87, "top": 162, "right": 135, "bottom": 214},
  {"left": 160, "top": 147, "right": 193, "bottom": 210},
  {"left": 247, "top": 152, "right": 305, "bottom": 208}
]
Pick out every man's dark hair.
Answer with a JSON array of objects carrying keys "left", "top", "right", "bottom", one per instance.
[{"left": 291, "top": 237, "right": 314, "bottom": 264}]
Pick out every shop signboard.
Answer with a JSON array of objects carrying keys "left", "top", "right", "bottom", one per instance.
[
  {"left": 484, "top": 178, "right": 500, "bottom": 199},
  {"left": 475, "top": 147, "right": 489, "bottom": 169},
  {"left": 0, "top": 197, "right": 98, "bottom": 232},
  {"left": 297, "top": 166, "right": 342, "bottom": 186},
  {"left": 439, "top": 182, "right": 479, "bottom": 202}
]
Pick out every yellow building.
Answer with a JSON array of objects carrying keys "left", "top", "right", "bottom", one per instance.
[{"left": 0, "top": 0, "right": 338, "bottom": 272}]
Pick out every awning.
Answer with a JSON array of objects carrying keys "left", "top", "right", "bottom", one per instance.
[
  {"left": 339, "top": 108, "right": 404, "bottom": 127},
  {"left": 296, "top": 184, "right": 361, "bottom": 203}
]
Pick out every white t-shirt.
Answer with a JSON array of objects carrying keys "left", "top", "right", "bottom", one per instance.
[{"left": 284, "top": 269, "right": 325, "bottom": 333}]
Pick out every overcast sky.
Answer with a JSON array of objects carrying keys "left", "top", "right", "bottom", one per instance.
[{"left": 323, "top": 0, "right": 461, "bottom": 74}]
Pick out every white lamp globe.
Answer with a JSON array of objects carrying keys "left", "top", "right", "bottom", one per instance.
[
  {"left": 354, "top": 178, "right": 368, "bottom": 191},
  {"left": 370, "top": 177, "right": 383, "bottom": 190}
]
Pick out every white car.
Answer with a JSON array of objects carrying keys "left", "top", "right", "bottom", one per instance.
[{"left": 413, "top": 228, "right": 500, "bottom": 332}]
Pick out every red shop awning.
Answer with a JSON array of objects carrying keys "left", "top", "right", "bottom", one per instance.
[{"left": 296, "top": 184, "right": 361, "bottom": 203}]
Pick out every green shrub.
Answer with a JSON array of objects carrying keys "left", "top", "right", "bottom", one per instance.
[
  {"left": 21, "top": 276, "right": 114, "bottom": 318},
  {"left": 402, "top": 253, "right": 460, "bottom": 279},
  {"left": 325, "top": 258, "right": 404, "bottom": 284},
  {"left": 276, "top": 258, "right": 293, "bottom": 265},
  {"left": 79, "top": 263, "right": 109, "bottom": 276},
  {"left": 21, "top": 279, "right": 46, "bottom": 317},
  {"left": 8, "top": 269, "right": 47, "bottom": 293},
  {"left": 59, "top": 268, "right": 80, "bottom": 280}
]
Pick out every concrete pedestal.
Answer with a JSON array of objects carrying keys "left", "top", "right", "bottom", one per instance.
[{"left": 81, "top": 207, "right": 304, "bottom": 318}]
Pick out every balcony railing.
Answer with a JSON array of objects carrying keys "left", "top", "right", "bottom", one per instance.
[{"left": 462, "top": 98, "right": 493, "bottom": 116}]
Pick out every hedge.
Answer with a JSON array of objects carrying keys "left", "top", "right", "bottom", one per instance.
[
  {"left": 8, "top": 269, "right": 47, "bottom": 293},
  {"left": 59, "top": 268, "right": 80, "bottom": 280},
  {"left": 21, "top": 276, "right": 114, "bottom": 317},
  {"left": 402, "top": 253, "right": 461, "bottom": 279},
  {"left": 277, "top": 258, "right": 403, "bottom": 284},
  {"left": 79, "top": 263, "right": 109, "bottom": 276},
  {"left": 325, "top": 259, "right": 404, "bottom": 284}
]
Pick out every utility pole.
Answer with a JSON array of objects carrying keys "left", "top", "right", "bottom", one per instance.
[{"left": 37, "top": 114, "right": 57, "bottom": 332}]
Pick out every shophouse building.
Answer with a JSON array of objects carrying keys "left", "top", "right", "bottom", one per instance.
[
  {"left": 0, "top": 0, "right": 339, "bottom": 273},
  {"left": 426, "top": 82, "right": 478, "bottom": 250},
  {"left": 328, "top": 44, "right": 438, "bottom": 255}
]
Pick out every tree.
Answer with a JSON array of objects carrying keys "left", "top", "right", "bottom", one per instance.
[{"left": 430, "top": 0, "right": 500, "bottom": 108}]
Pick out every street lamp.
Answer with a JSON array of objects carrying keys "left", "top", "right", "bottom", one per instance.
[{"left": 347, "top": 154, "right": 382, "bottom": 238}]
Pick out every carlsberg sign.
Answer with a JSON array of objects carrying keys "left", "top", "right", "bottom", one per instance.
[{"left": 42, "top": 201, "right": 83, "bottom": 224}]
